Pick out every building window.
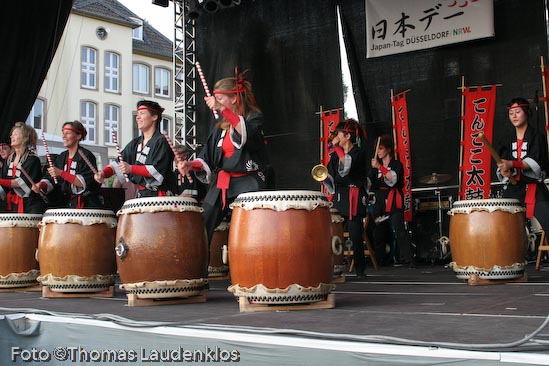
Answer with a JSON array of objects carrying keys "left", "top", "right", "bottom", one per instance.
[
  {"left": 161, "top": 116, "right": 171, "bottom": 136},
  {"left": 105, "top": 52, "right": 120, "bottom": 93},
  {"left": 81, "top": 47, "right": 97, "bottom": 89},
  {"left": 155, "top": 68, "right": 171, "bottom": 98},
  {"left": 133, "top": 63, "right": 150, "bottom": 94},
  {"left": 104, "top": 104, "right": 119, "bottom": 144},
  {"left": 130, "top": 17, "right": 143, "bottom": 40},
  {"left": 25, "top": 99, "right": 45, "bottom": 131},
  {"left": 80, "top": 101, "right": 96, "bottom": 143}
]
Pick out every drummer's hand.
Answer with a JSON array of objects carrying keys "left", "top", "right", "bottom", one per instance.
[
  {"left": 371, "top": 158, "right": 380, "bottom": 169},
  {"left": 47, "top": 166, "right": 62, "bottom": 178},
  {"left": 94, "top": 171, "right": 105, "bottom": 184},
  {"left": 118, "top": 161, "right": 132, "bottom": 174},
  {"left": 204, "top": 95, "right": 224, "bottom": 112},
  {"left": 177, "top": 160, "right": 192, "bottom": 176},
  {"left": 31, "top": 183, "right": 42, "bottom": 194},
  {"left": 498, "top": 160, "right": 511, "bottom": 176}
]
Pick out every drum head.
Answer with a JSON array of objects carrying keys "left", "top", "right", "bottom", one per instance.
[
  {"left": 41, "top": 209, "right": 117, "bottom": 227},
  {"left": 230, "top": 190, "right": 332, "bottom": 211},
  {"left": 117, "top": 196, "right": 203, "bottom": 215},
  {"left": 0, "top": 213, "right": 42, "bottom": 228}
]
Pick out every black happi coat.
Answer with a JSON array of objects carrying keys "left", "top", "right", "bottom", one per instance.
[
  {"left": 0, "top": 153, "right": 46, "bottom": 213},
  {"left": 324, "top": 145, "right": 368, "bottom": 218},
  {"left": 111, "top": 130, "right": 175, "bottom": 197},
  {"left": 196, "top": 112, "right": 268, "bottom": 206},
  {"left": 368, "top": 157, "right": 406, "bottom": 217},
  {"left": 44, "top": 146, "right": 102, "bottom": 208}
]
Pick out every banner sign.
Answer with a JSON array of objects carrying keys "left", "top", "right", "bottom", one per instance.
[
  {"left": 320, "top": 109, "right": 341, "bottom": 166},
  {"left": 459, "top": 86, "right": 496, "bottom": 200},
  {"left": 366, "top": 0, "right": 494, "bottom": 58},
  {"left": 392, "top": 92, "right": 413, "bottom": 222}
]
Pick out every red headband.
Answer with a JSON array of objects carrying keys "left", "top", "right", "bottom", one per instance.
[
  {"left": 137, "top": 106, "right": 164, "bottom": 114},
  {"left": 62, "top": 126, "right": 81, "bottom": 134},
  {"left": 507, "top": 104, "right": 529, "bottom": 110}
]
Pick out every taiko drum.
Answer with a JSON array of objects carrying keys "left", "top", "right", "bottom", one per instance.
[
  {"left": 448, "top": 198, "right": 526, "bottom": 280},
  {"left": 115, "top": 197, "right": 208, "bottom": 299},
  {"left": 0, "top": 214, "right": 42, "bottom": 288},
  {"left": 37, "top": 209, "right": 117, "bottom": 292},
  {"left": 208, "top": 221, "right": 229, "bottom": 278},
  {"left": 228, "top": 190, "right": 334, "bottom": 304}
]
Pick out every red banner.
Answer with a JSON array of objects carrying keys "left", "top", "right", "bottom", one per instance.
[
  {"left": 320, "top": 109, "right": 341, "bottom": 165},
  {"left": 392, "top": 92, "right": 413, "bottom": 222},
  {"left": 459, "top": 87, "right": 496, "bottom": 200}
]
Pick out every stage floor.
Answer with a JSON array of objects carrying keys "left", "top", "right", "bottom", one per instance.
[{"left": 2, "top": 262, "right": 549, "bottom": 365}]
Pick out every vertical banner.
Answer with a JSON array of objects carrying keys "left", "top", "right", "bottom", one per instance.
[
  {"left": 320, "top": 109, "right": 341, "bottom": 165},
  {"left": 392, "top": 92, "right": 413, "bottom": 222},
  {"left": 541, "top": 57, "right": 549, "bottom": 150},
  {"left": 459, "top": 86, "right": 496, "bottom": 200}
]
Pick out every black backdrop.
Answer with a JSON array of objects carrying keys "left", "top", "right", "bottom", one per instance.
[
  {"left": 0, "top": 0, "right": 72, "bottom": 144},
  {"left": 196, "top": 0, "right": 549, "bottom": 190}
]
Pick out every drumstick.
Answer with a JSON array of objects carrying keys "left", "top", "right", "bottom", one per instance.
[
  {"left": 373, "top": 136, "right": 381, "bottom": 160},
  {"left": 162, "top": 131, "right": 193, "bottom": 183},
  {"left": 18, "top": 164, "right": 47, "bottom": 202},
  {"left": 195, "top": 62, "right": 219, "bottom": 119},
  {"left": 478, "top": 132, "right": 516, "bottom": 185},
  {"left": 41, "top": 132, "right": 58, "bottom": 184},
  {"left": 111, "top": 128, "right": 129, "bottom": 182},
  {"left": 77, "top": 148, "right": 98, "bottom": 174}
]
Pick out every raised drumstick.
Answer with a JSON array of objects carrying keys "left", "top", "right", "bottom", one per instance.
[
  {"left": 478, "top": 132, "right": 516, "bottom": 185},
  {"left": 41, "top": 133, "right": 58, "bottom": 184},
  {"left": 195, "top": 62, "right": 219, "bottom": 119},
  {"left": 163, "top": 131, "right": 193, "bottom": 183},
  {"left": 111, "top": 128, "right": 129, "bottom": 182}
]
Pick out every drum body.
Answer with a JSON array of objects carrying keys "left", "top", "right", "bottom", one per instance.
[
  {"left": 116, "top": 197, "right": 208, "bottom": 298},
  {"left": 448, "top": 199, "right": 526, "bottom": 280},
  {"left": 0, "top": 214, "right": 42, "bottom": 288},
  {"left": 330, "top": 208, "right": 345, "bottom": 278},
  {"left": 37, "top": 209, "right": 117, "bottom": 292},
  {"left": 228, "top": 190, "right": 334, "bottom": 304},
  {"left": 209, "top": 221, "right": 229, "bottom": 278}
]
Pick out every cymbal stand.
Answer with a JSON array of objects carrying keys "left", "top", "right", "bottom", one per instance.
[{"left": 434, "top": 188, "right": 450, "bottom": 261}]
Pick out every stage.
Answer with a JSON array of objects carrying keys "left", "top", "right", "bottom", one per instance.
[{"left": 1, "top": 262, "right": 549, "bottom": 365}]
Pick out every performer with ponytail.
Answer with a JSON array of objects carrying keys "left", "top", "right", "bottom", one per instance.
[
  {"left": 323, "top": 118, "right": 369, "bottom": 278},
  {"left": 37, "top": 121, "right": 102, "bottom": 208},
  {"left": 0, "top": 122, "right": 45, "bottom": 213},
  {"left": 177, "top": 68, "right": 270, "bottom": 246},
  {"left": 368, "top": 134, "right": 414, "bottom": 268},
  {"left": 497, "top": 97, "right": 549, "bottom": 233},
  {"left": 94, "top": 100, "right": 175, "bottom": 198}
]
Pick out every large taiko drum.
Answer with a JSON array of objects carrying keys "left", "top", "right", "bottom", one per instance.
[
  {"left": 330, "top": 208, "right": 345, "bottom": 278},
  {"left": 209, "top": 220, "right": 229, "bottom": 278},
  {"left": 448, "top": 198, "right": 526, "bottom": 280},
  {"left": 115, "top": 197, "right": 208, "bottom": 299},
  {"left": 0, "top": 214, "right": 42, "bottom": 288},
  {"left": 227, "top": 190, "right": 334, "bottom": 304},
  {"left": 37, "top": 209, "right": 117, "bottom": 292}
]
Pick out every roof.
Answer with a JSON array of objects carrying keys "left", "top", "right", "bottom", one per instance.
[{"left": 72, "top": 0, "right": 173, "bottom": 60}]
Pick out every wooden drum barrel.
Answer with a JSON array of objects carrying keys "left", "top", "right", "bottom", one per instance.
[
  {"left": 330, "top": 208, "right": 345, "bottom": 278},
  {"left": 209, "top": 220, "right": 229, "bottom": 278},
  {"left": 448, "top": 198, "right": 526, "bottom": 280},
  {"left": 0, "top": 214, "right": 42, "bottom": 288},
  {"left": 228, "top": 190, "right": 334, "bottom": 304},
  {"left": 116, "top": 197, "right": 208, "bottom": 299},
  {"left": 37, "top": 209, "right": 117, "bottom": 292}
]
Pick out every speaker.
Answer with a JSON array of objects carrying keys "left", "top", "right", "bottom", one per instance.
[
  {"left": 202, "top": 0, "right": 219, "bottom": 12},
  {"left": 412, "top": 209, "right": 450, "bottom": 262},
  {"left": 152, "top": 0, "right": 169, "bottom": 7}
]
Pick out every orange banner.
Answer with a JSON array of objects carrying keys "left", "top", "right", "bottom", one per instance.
[{"left": 392, "top": 92, "right": 413, "bottom": 222}]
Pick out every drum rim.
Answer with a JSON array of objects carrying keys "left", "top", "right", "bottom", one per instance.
[
  {"left": 235, "top": 190, "right": 328, "bottom": 200},
  {"left": 452, "top": 198, "right": 521, "bottom": 206},
  {"left": 43, "top": 208, "right": 116, "bottom": 216}
]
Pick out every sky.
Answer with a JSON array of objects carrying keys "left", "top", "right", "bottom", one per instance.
[{"left": 116, "top": 0, "right": 357, "bottom": 119}]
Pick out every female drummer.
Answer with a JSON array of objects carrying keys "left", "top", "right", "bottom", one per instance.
[
  {"left": 497, "top": 97, "right": 549, "bottom": 233},
  {"left": 323, "top": 118, "right": 369, "bottom": 278},
  {"left": 94, "top": 100, "right": 175, "bottom": 198},
  {"left": 0, "top": 122, "right": 46, "bottom": 213},
  {"left": 38, "top": 121, "right": 102, "bottom": 208},
  {"left": 368, "top": 134, "right": 414, "bottom": 267},
  {"left": 177, "top": 68, "right": 269, "bottom": 246}
]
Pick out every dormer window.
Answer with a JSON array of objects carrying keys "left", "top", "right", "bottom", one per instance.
[{"left": 130, "top": 17, "right": 143, "bottom": 40}]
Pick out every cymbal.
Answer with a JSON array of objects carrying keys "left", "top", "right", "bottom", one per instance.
[{"left": 418, "top": 173, "right": 452, "bottom": 185}]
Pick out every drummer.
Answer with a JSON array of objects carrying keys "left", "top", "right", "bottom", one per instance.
[
  {"left": 0, "top": 122, "right": 46, "bottom": 214},
  {"left": 94, "top": 100, "right": 176, "bottom": 198},
  {"left": 176, "top": 68, "right": 269, "bottom": 246},
  {"left": 496, "top": 97, "right": 549, "bottom": 233},
  {"left": 37, "top": 121, "right": 102, "bottom": 208},
  {"left": 173, "top": 144, "right": 207, "bottom": 202}
]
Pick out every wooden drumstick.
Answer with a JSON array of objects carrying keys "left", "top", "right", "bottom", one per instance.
[
  {"left": 41, "top": 132, "right": 58, "bottom": 184},
  {"left": 18, "top": 164, "right": 47, "bottom": 202},
  {"left": 111, "top": 128, "right": 129, "bottom": 182},
  {"left": 478, "top": 132, "right": 516, "bottom": 185},
  {"left": 373, "top": 136, "right": 381, "bottom": 160},
  {"left": 77, "top": 148, "right": 98, "bottom": 174},
  {"left": 195, "top": 62, "right": 219, "bottom": 119},
  {"left": 162, "top": 131, "right": 194, "bottom": 183}
]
